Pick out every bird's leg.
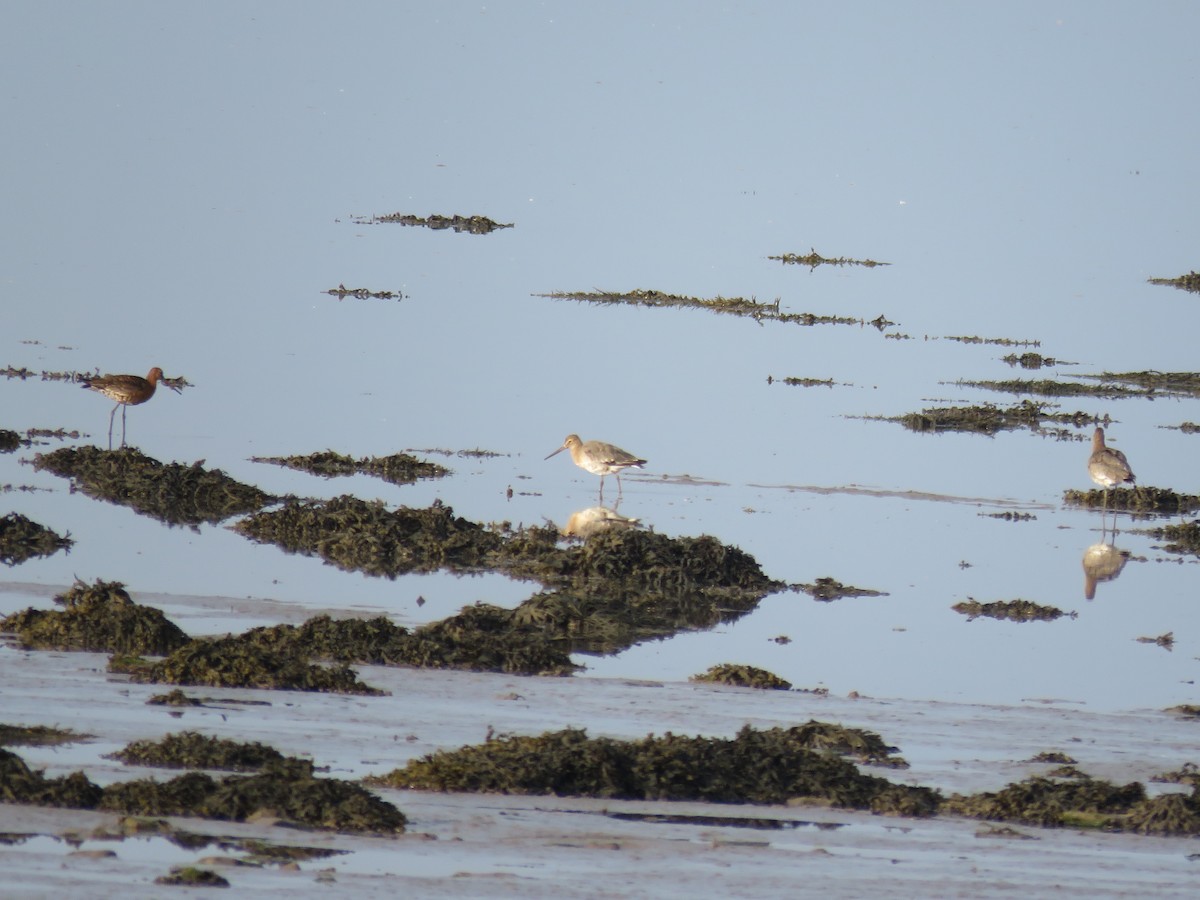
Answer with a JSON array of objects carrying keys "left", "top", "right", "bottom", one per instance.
[
  {"left": 107, "top": 404, "right": 118, "bottom": 450},
  {"left": 121, "top": 404, "right": 128, "bottom": 448}
]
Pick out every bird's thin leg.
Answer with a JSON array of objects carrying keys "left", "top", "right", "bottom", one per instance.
[
  {"left": 108, "top": 404, "right": 118, "bottom": 450},
  {"left": 598, "top": 474, "right": 606, "bottom": 501},
  {"left": 121, "top": 404, "right": 128, "bottom": 448}
]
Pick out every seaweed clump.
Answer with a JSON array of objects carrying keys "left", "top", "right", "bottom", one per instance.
[
  {"left": 796, "top": 577, "right": 888, "bottom": 602},
  {"left": 242, "top": 610, "right": 576, "bottom": 677},
  {"left": 251, "top": 449, "right": 449, "bottom": 486},
  {"left": 374, "top": 724, "right": 934, "bottom": 815},
  {"left": 33, "top": 447, "right": 273, "bottom": 525},
  {"left": 0, "top": 428, "right": 20, "bottom": 452},
  {"left": 1144, "top": 519, "right": 1200, "bottom": 555},
  {"left": 1148, "top": 271, "right": 1200, "bottom": 293},
  {"left": 952, "top": 599, "right": 1076, "bottom": 623},
  {"left": 234, "top": 495, "right": 501, "bottom": 577},
  {"left": 1, "top": 579, "right": 189, "bottom": 656},
  {"left": 99, "top": 762, "right": 406, "bottom": 833},
  {"left": 0, "top": 746, "right": 405, "bottom": 834},
  {"left": 956, "top": 378, "right": 1150, "bottom": 400},
  {"left": 944, "top": 776, "right": 1200, "bottom": 835},
  {"left": 111, "top": 635, "right": 385, "bottom": 695},
  {"left": 769, "top": 249, "right": 889, "bottom": 268},
  {"left": 0, "top": 724, "right": 91, "bottom": 747},
  {"left": 0, "top": 747, "right": 105, "bottom": 808},
  {"left": 500, "top": 526, "right": 786, "bottom": 655},
  {"left": 351, "top": 212, "right": 512, "bottom": 234},
  {"left": 1064, "top": 486, "right": 1200, "bottom": 516},
  {"left": 872, "top": 400, "right": 1093, "bottom": 435},
  {"left": 155, "top": 868, "right": 230, "bottom": 888},
  {"left": 0, "top": 512, "right": 73, "bottom": 565},
  {"left": 538, "top": 289, "right": 876, "bottom": 328},
  {"left": 109, "top": 731, "right": 308, "bottom": 774},
  {"left": 691, "top": 663, "right": 792, "bottom": 690}
]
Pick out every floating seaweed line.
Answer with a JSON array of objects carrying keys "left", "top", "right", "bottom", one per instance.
[
  {"left": 951, "top": 378, "right": 1154, "bottom": 400},
  {"left": 539, "top": 289, "right": 894, "bottom": 330},
  {"left": 795, "top": 577, "right": 888, "bottom": 602},
  {"left": 251, "top": 450, "right": 450, "bottom": 486},
  {"left": 1076, "top": 370, "right": 1200, "bottom": 399},
  {"left": 769, "top": 249, "right": 890, "bottom": 268},
  {"left": 349, "top": 212, "right": 513, "bottom": 234},
  {"left": 860, "top": 400, "right": 1098, "bottom": 436},
  {"left": 945, "top": 335, "right": 1041, "bottom": 348},
  {"left": 1148, "top": 271, "right": 1200, "bottom": 293},
  {"left": 323, "top": 284, "right": 404, "bottom": 301},
  {"left": 767, "top": 376, "right": 845, "bottom": 388},
  {"left": 952, "top": 598, "right": 1075, "bottom": 622}
]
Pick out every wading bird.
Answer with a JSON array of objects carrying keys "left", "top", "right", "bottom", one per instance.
[
  {"left": 545, "top": 434, "right": 646, "bottom": 498},
  {"left": 81, "top": 367, "right": 170, "bottom": 448}
]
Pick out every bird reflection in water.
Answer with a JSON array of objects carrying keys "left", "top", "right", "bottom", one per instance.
[
  {"left": 562, "top": 505, "right": 642, "bottom": 539},
  {"left": 1082, "top": 540, "right": 1130, "bottom": 600}
]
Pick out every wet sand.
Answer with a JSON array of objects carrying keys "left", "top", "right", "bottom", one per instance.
[{"left": 3, "top": 584, "right": 1199, "bottom": 897}]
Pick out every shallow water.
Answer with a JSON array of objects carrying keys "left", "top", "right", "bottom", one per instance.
[{"left": 3, "top": 2, "right": 1200, "bottom": 716}]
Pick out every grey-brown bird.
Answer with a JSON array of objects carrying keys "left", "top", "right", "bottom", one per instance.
[
  {"left": 545, "top": 434, "right": 646, "bottom": 497},
  {"left": 81, "top": 367, "right": 168, "bottom": 448},
  {"left": 1087, "top": 427, "right": 1135, "bottom": 522}
]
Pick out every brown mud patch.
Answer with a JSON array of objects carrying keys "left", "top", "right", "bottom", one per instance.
[
  {"left": 1063, "top": 486, "right": 1200, "bottom": 515},
  {"left": 1148, "top": 270, "right": 1200, "bottom": 293},
  {"left": 796, "top": 577, "right": 887, "bottom": 602},
  {"left": 0, "top": 512, "right": 73, "bottom": 565},
  {"left": 33, "top": 447, "right": 274, "bottom": 526},
  {"left": 0, "top": 746, "right": 406, "bottom": 834},
  {"left": 952, "top": 599, "right": 1076, "bottom": 623},
  {"left": 538, "top": 289, "right": 892, "bottom": 329},
  {"left": 251, "top": 449, "right": 449, "bottom": 486},
  {"left": 690, "top": 663, "right": 792, "bottom": 690},
  {"left": 322, "top": 284, "right": 403, "bottom": 301},
  {"left": 372, "top": 724, "right": 929, "bottom": 813},
  {"left": 863, "top": 400, "right": 1097, "bottom": 435},
  {"left": 1, "top": 579, "right": 189, "bottom": 656},
  {"left": 768, "top": 249, "right": 889, "bottom": 268},
  {"left": 0, "top": 428, "right": 20, "bottom": 452},
  {"left": 350, "top": 211, "right": 512, "bottom": 234}
]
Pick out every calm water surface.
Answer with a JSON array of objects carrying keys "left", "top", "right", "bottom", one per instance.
[{"left": 3, "top": 2, "right": 1199, "bottom": 711}]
